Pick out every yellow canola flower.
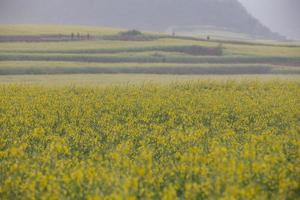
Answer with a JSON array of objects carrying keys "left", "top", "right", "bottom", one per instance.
[{"left": 0, "top": 81, "right": 299, "bottom": 199}]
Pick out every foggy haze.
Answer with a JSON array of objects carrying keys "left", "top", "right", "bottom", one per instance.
[
  {"left": 238, "top": 0, "right": 300, "bottom": 39},
  {"left": 0, "top": 0, "right": 299, "bottom": 39}
]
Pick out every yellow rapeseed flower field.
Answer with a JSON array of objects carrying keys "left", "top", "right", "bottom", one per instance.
[{"left": 0, "top": 81, "right": 299, "bottom": 199}]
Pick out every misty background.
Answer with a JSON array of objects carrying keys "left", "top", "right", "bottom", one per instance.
[
  {"left": 238, "top": 0, "right": 300, "bottom": 40},
  {"left": 0, "top": 0, "right": 299, "bottom": 40}
]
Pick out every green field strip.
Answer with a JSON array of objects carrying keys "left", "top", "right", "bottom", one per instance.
[
  {"left": 0, "top": 61, "right": 279, "bottom": 68},
  {"left": 1, "top": 53, "right": 300, "bottom": 65},
  {"left": 0, "top": 61, "right": 298, "bottom": 75}
]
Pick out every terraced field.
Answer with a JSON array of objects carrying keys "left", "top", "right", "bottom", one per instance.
[{"left": 0, "top": 25, "right": 299, "bottom": 76}]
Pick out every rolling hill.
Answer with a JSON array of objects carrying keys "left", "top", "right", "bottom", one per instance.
[{"left": 0, "top": 0, "right": 282, "bottom": 39}]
